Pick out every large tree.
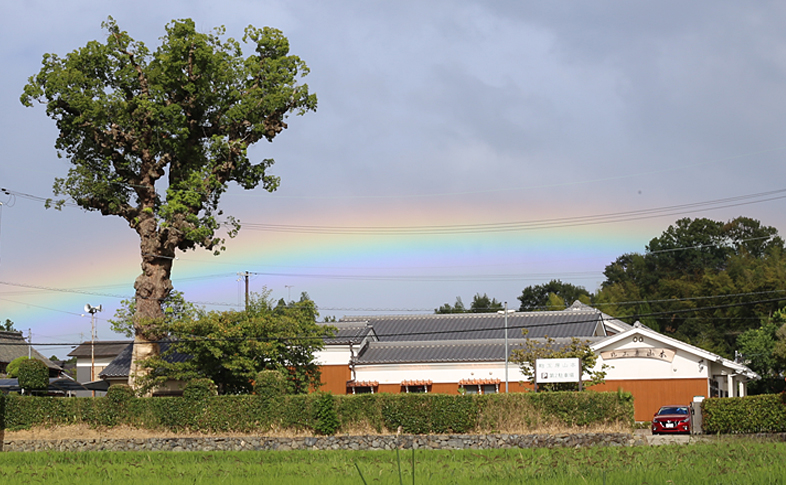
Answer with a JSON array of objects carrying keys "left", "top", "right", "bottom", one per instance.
[
  {"left": 597, "top": 216, "right": 786, "bottom": 358},
  {"left": 21, "top": 18, "right": 316, "bottom": 387}
]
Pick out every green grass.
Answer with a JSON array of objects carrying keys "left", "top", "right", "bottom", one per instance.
[{"left": 0, "top": 440, "right": 784, "bottom": 484}]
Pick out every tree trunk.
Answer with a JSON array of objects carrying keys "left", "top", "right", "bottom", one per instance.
[{"left": 127, "top": 227, "right": 175, "bottom": 391}]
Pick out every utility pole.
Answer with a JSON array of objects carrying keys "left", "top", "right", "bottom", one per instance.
[
  {"left": 85, "top": 304, "right": 102, "bottom": 396},
  {"left": 498, "top": 303, "right": 514, "bottom": 393},
  {"left": 238, "top": 271, "right": 251, "bottom": 310}
]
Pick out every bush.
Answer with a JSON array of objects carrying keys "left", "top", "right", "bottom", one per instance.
[
  {"left": 703, "top": 394, "right": 786, "bottom": 434},
  {"left": 17, "top": 359, "right": 49, "bottom": 394},
  {"left": 253, "top": 370, "right": 288, "bottom": 400},
  {"left": 182, "top": 378, "right": 218, "bottom": 400},
  {"left": 313, "top": 392, "right": 339, "bottom": 435},
  {"left": 5, "top": 356, "right": 30, "bottom": 378},
  {"left": 106, "top": 384, "right": 136, "bottom": 403},
  {"left": 0, "top": 391, "right": 635, "bottom": 435}
]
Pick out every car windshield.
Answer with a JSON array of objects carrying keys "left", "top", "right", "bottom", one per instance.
[{"left": 658, "top": 406, "right": 688, "bottom": 415}]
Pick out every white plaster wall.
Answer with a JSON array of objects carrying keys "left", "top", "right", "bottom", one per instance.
[
  {"left": 75, "top": 356, "right": 115, "bottom": 368},
  {"left": 354, "top": 361, "right": 528, "bottom": 385},
  {"left": 594, "top": 336, "right": 708, "bottom": 380},
  {"left": 314, "top": 346, "right": 352, "bottom": 366}
]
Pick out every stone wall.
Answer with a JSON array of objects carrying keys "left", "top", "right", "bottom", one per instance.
[{"left": 2, "top": 432, "right": 636, "bottom": 452}]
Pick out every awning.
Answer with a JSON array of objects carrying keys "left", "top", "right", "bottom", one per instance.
[
  {"left": 82, "top": 379, "right": 111, "bottom": 391},
  {"left": 346, "top": 380, "right": 379, "bottom": 388}
]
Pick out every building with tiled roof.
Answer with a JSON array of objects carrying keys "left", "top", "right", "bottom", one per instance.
[
  {"left": 0, "top": 330, "right": 61, "bottom": 377},
  {"left": 314, "top": 302, "right": 756, "bottom": 421}
]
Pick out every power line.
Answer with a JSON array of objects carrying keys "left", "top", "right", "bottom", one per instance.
[
  {"left": 6, "top": 294, "right": 786, "bottom": 347},
  {"left": 239, "top": 189, "right": 786, "bottom": 235}
]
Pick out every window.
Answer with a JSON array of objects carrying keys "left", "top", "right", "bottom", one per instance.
[
  {"left": 482, "top": 384, "right": 498, "bottom": 394},
  {"left": 351, "top": 386, "right": 374, "bottom": 394},
  {"left": 462, "top": 385, "right": 480, "bottom": 394},
  {"left": 403, "top": 385, "right": 428, "bottom": 393}
]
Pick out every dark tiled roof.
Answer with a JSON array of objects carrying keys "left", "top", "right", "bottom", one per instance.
[
  {"left": 321, "top": 322, "right": 375, "bottom": 345},
  {"left": 68, "top": 341, "right": 133, "bottom": 358},
  {"left": 355, "top": 337, "right": 604, "bottom": 364},
  {"left": 0, "top": 331, "right": 61, "bottom": 370},
  {"left": 99, "top": 341, "right": 191, "bottom": 378},
  {"left": 340, "top": 310, "right": 605, "bottom": 342}
]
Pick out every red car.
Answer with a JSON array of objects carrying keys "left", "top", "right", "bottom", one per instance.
[{"left": 651, "top": 405, "right": 691, "bottom": 434}]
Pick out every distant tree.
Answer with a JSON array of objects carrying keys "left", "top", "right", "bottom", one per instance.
[
  {"left": 2, "top": 319, "right": 16, "bottom": 332},
  {"left": 436, "top": 294, "right": 504, "bottom": 314},
  {"left": 22, "top": 17, "right": 317, "bottom": 388},
  {"left": 469, "top": 293, "right": 504, "bottom": 313},
  {"left": 517, "top": 280, "right": 591, "bottom": 311},
  {"left": 435, "top": 297, "right": 466, "bottom": 314}
]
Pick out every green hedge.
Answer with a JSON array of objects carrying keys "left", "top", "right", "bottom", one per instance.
[
  {"left": 703, "top": 394, "right": 786, "bottom": 434},
  {"left": 0, "top": 391, "right": 634, "bottom": 435}
]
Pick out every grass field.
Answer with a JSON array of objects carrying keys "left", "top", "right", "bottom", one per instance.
[{"left": 0, "top": 439, "right": 784, "bottom": 484}]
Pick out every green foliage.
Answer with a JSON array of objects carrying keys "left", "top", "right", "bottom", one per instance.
[
  {"left": 436, "top": 294, "right": 504, "bottom": 314},
  {"left": 106, "top": 384, "right": 135, "bottom": 403},
  {"left": 254, "top": 370, "right": 289, "bottom": 399},
  {"left": 17, "top": 359, "right": 49, "bottom": 393},
  {"left": 596, "top": 216, "right": 786, "bottom": 358},
  {"left": 313, "top": 392, "right": 339, "bottom": 435},
  {"left": 518, "top": 280, "right": 591, "bottom": 311},
  {"left": 5, "top": 356, "right": 30, "bottom": 378},
  {"left": 136, "top": 291, "right": 332, "bottom": 395},
  {"left": 21, "top": 17, "right": 317, "bottom": 334},
  {"left": 183, "top": 378, "right": 218, "bottom": 400},
  {"left": 511, "top": 336, "right": 608, "bottom": 391},
  {"left": 0, "top": 391, "right": 633, "bottom": 435},
  {"left": 109, "top": 291, "right": 201, "bottom": 338},
  {"left": 703, "top": 394, "right": 786, "bottom": 433},
  {"left": 22, "top": 17, "right": 316, "bottom": 251},
  {"left": 2, "top": 319, "right": 16, "bottom": 331}
]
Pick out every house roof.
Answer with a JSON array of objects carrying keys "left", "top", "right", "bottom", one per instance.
[
  {"left": 0, "top": 331, "right": 61, "bottom": 370},
  {"left": 340, "top": 307, "right": 620, "bottom": 342},
  {"left": 355, "top": 337, "right": 605, "bottom": 365},
  {"left": 591, "top": 323, "right": 758, "bottom": 379},
  {"left": 99, "top": 341, "right": 191, "bottom": 379},
  {"left": 68, "top": 340, "right": 133, "bottom": 358},
  {"left": 320, "top": 322, "right": 377, "bottom": 345}
]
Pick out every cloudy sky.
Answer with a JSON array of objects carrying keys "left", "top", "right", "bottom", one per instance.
[{"left": 2, "top": 1, "right": 786, "bottom": 358}]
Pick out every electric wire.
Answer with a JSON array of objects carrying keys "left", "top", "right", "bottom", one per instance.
[{"left": 5, "top": 295, "right": 786, "bottom": 347}]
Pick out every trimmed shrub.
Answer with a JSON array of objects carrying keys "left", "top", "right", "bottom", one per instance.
[
  {"left": 106, "top": 384, "right": 136, "bottom": 403},
  {"left": 313, "top": 392, "right": 339, "bottom": 435},
  {"left": 17, "top": 358, "right": 49, "bottom": 394},
  {"left": 183, "top": 378, "right": 218, "bottom": 400},
  {"left": 0, "top": 391, "right": 635, "bottom": 434},
  {"left": 5, "top": 356, "right": 30, "bottom": 378},
  {"left": 703, "top": 394, "right": 786, "bottom": 434},
  {"left": 253, "top": 370, "right": 288, "bottom": 400}
]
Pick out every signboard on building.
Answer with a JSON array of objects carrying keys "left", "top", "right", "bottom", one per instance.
[{"left": 535, "top": 357, "right": 581, "bottom": 383}]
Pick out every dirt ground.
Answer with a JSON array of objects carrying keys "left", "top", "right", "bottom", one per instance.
[{"left": 3, "top": 423, "right": 633, "bottom": 441}]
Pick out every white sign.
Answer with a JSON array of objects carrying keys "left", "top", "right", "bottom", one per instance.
[{"left": 535, "top": 358, "right": 581, "bottom": 383}]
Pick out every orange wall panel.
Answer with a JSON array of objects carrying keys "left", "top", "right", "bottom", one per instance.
[
  {"left": 318, "top": 365, "right": 351, "bottom": 394},
  {"left": 592, "top": 378, "right": 707, "bottom": 421}
]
